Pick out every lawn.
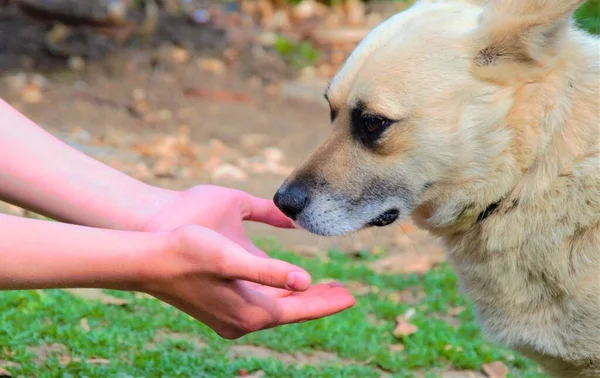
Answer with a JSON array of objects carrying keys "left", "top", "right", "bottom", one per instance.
[{"left": 0, "top": 240, "right": 545, "bottom": 378}]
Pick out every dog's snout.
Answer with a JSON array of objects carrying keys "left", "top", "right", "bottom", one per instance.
[{"left": 274, "top": 183, "right": 309, "bottom": 220}]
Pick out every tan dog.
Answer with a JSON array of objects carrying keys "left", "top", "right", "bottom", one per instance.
[{"left": 273, "top": 0, "right": 600, "bottom": 376}]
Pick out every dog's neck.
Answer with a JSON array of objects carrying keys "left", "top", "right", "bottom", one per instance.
[{"left": 413, "top": 38, "right": 597, "bottom": 236}]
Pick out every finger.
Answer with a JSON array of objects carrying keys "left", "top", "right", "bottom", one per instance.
[
  {"left": 241, "top": 195, "right": 295, "bottom": 229},
  {"left": 277, "top": 283, "right": 356, "bottom": 324},
  {"left": 223, "top": 250, "right": 311, "bottom": 291},
  {"left": 239, "top": 240, "right": 269, "bottom": 258},
  {"left": 252, "top": 284, "right": 294, "bottom": 298}
]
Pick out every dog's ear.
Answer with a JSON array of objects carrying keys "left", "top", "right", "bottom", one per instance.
[{"left": 473, "top": 0, "right": 585, "bottom": 84}]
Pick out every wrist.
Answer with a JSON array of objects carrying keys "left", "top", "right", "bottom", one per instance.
[
  {"left": 136, "top": 188, "right": 187, "bottom": 232},
  {"left": 124, "top": 184, "right": 179, "bottom": 232},
  {"left": 132, "top": 228, "right": 182, "bottom": 295}
]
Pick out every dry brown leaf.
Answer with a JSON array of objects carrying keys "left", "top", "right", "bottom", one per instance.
[
  {"left": 370, "top": 248, "right": 445, "bottom": 275},
  {"left": 291, "top": 0, "right": 328, "bottom": 21},
  {"left": 20, "top": 83, "right": 43, "bottom": 104},
  {"left": 0, "top": 361, "right": 18, "bottom": 370},
  {"left": 393, "top": 316, "right": 418, "bottom": 338},
  {"left": 344, "top": 0, "right": 366, "bottom": 26},
  {"left": 27, "top": 343, "right": 68, "bottom": 366},
  {"left": 87, "top": 358, "right": 110, "bottom": 365},
  {"left": 316, "top": 277, "right": 338, "bottom": 285},
  {"left": 448, "top": 306, "right": 466, "bottom": 316},
  {"left": 388, "top": 288, "right": 424, "bottom": 305},
  {"left": 442, "top": 371, "right": 486, "bottom": 378},
  {"left": 211, "top": 164, "right": 248, "bottom": 181},
  {"left": 197, "top": 58, "right": 226, "bottom": 75},
  {"left": 344, "top": 281, "right": 379, "bottom": 296},
  {"left": 293, "top": 245, "right": 322, "bottom": 258},
  {"left": 170, "top": 47, "right": 190, "bottom": 64},
  {"left": 388, "top": 343, "right": 405, "bottom": 353},
  {"left": 62, "top": 289, "right": 130, "bottom": 306},
  {"left": 482, "top": 361, "right": 509, "bottom": 378},
  {"left": 183, "top": 88, "right": 253, "bottom": 105},
  {"left": 312, "top": 27, "right": 370, "bottom": 45},
  {"left": 59, "top": 355, "right": 81, "bottom": 366},
  {"left": 239, "top": 369, "right": 265, "bottom": 377},
  {"left": 80, "top": 318, "right": 91, "bottom": 332}
]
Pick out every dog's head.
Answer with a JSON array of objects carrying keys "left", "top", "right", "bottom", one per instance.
[{"left": 274, "top": 0, "right": 586, "bottom": 236}]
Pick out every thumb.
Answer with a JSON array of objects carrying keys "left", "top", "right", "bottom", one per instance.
[{"left": 222, "top": 250, "right": 311, "bottom": 291}]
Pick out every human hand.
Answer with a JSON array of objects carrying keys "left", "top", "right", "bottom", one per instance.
[
  {"left": 141, "top": 225, "right": 355, "bottom": 339},
  {"left": 141, "top": 185, "right": 294, "bottom": 257}
]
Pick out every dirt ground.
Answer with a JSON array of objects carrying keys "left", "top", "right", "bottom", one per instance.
[{"left": 0, "top": 3, "right": 443, "bottom": 272}]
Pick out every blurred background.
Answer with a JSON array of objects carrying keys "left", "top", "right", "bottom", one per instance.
[{"left": 0, "top": 1, "right": 598, "bottom": 377}]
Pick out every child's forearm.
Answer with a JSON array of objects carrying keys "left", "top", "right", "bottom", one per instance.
[
  {"left": 0, "top": 99, "right": 174, "bottom": 231},
  {"left": 0, "top": 214, "right": 164, "bottom": 291}
]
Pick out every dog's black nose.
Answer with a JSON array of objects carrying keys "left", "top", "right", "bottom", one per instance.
[{"left": 273, "top": 183, "right": 309, "bottom": 220}]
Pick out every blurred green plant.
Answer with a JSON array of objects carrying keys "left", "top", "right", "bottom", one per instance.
[
  {"left": 575, "top": 0, "right": 600, "bottom": 34},
  {"left": 274, "top": 36, "right": 320, "bottom": 69}
]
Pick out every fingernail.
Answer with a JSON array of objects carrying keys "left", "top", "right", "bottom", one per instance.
[{"left": 287, "top": 271, "right": 310, "bottom": 291}]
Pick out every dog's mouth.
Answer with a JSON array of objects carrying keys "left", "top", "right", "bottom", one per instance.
[{"left": 367, "top": 208, "right": 400, "bottom": 227}]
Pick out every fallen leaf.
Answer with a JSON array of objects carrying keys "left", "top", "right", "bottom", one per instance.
[
  {"left": 241, "top": 370, "right": 265, "bottom": 378},
  {"left": 80, "top": 318, "right": 91, "bottom": 332},
  {"left": 20, "top": 83, "right": 43, "bottom": 104},
  {"left": 443, "top": 371, "right": 486, "bottom": 378},
  {"left": 263, "top": 147, "right": 285, "bottom": 164},
  {"left": 344, "top": 0, "right": 366, "bottom": 26},
  {"left": 27, "top": 343, "right": 68, "bottom": 366},
  {"left": 197, "top": 58, "right": 226, "bottom": 75},
  {"left": 170, "top": 47, "right": 190, "bottom": 64},
  {"left": 0, "top": 361, "right": 18, "bottom": 370},
  {"left": 387, "top": 288, "right": 424, "bottom": 305},
  {"left": 344, "top": 281, "right": 379, "bottom": 296},
  {"left": 87, "top": 358, "right": 110, "bottom": 365},
  {"left": 448, "top": 306, "right": 466, "bottom": 316},
  {"left": 68, "top": 56, "right": 85, "bottom": 71},
  {"left": 183, "top": 88, "right": 253, "bottom": 105},
  {"left": 293, "top": 245, "right": 322, "bottom": 258},
  {"left": 59, "top": 355, "right": 80, "bottom": 366},
  {"left": 388, "top": 344, "right": 405, "bottom": 353},
  {"left": 62, "top": 289, "right": 130, "bottom": 306},
  {"left": 316, "top": 277, "right": 339, "bottom": 285},
  {"left": 211, "top": 164, "right": 248, "bottom": 181},
  {"left": 312, "top": 26, "right": 370, "bottom": 45},
  {"left": 291, "top": 0, "right": 328, "bottom": 21},
  {"left": 393, "top": 316, "right": 418, "bottom": 338},
  {"left": 482, "top": 361, "right": 509, "bottom": 378},
  {"left": 370, "top": 248, "right": 445, "bottom": 275}
]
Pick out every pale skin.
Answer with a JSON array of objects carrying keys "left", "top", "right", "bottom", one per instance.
[{"left": 0, "top": 99, "right": 355, "bottom": 340}]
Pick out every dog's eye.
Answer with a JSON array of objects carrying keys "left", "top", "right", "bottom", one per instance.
[{"left": 363, "top": 116, "right": 391, "bottom": 134}]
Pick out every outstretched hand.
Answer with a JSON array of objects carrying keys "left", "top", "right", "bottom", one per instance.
[
  {"left": 143, "top": 224, "right": 354, "bottom": 339},
  {"left": 139, "top": 185, "right": 355, "bottom": 338},
  {"left": 142, "top": 185, "right": 294, "bottom": 257}
]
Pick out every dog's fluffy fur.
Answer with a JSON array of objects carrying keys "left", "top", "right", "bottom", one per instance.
[{"left": 274, "top": 0, "right": 600, "bottom": 376}]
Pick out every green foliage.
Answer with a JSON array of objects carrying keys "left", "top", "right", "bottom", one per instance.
[
  {"left": 274, "top": 36, "right": 320, "bottom": 70},
  {"left": 0, "top": 241, "right": 547, "bottom": 377},
  {"left": 576, "top": 0, "right": 600, "bottom": 34}
]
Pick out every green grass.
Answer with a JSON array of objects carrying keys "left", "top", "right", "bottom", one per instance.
[{"left": 0, "top": 241, "right": 546, "bottom": 377}]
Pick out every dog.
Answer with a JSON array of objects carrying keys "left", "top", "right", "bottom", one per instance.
[{"left": 273, "top": 0, "right": 600, "bottom": 376}]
